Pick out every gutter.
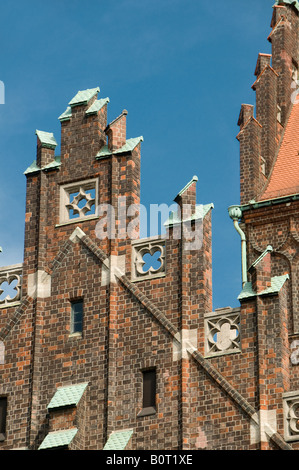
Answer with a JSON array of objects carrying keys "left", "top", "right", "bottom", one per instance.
[
  {"left": 240, "top": 193, "right": 299, "bottom": 213},
  {"left": 228, "top": 205, "right": 247, "bottom": 287}
]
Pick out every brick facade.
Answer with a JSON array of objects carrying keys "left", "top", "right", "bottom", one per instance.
[{"left": 1, "top": 1, "right": 299, "bottom": 451}]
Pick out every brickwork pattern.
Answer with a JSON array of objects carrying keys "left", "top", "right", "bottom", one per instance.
[{"left": 3, "top": 3, "right": 299, "bottom": 449}]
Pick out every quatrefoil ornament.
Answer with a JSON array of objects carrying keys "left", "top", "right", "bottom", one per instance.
[
  {"left": 135, "top": 245, "right": 164, "bottom": 275},
  {"left": 132, "top": 239, "right": 166, "bottom": 281},
  {"left": 0, "top": 273, "right": 22, "bottom": 305}
]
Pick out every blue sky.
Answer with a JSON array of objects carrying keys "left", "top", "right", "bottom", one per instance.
[{"left": 0, "top": 0, "right": 273, "bottom": 308}]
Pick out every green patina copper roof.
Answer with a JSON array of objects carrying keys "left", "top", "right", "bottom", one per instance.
[
  {"left": 58, "top": 97, "right": 109, "bottom": 121},
  {"left": 274, "top": 0, "right": 299, "bottom": 12},
  {"left": 96, "top": 136, "right": 144, "bottom": 159},
  {"left": 175, "top": 175, "right": 198, "bottom": 199},
  {"left": 238, "top": 274, "right": 289, "bottom": 300},
  {"left": 24, "top": 156, "right": 61, "bottom": 175},
  {"left": 164, "top": 203, "right": 214, "bottom": 227},
  {"left": 86, "top": 97, "right": 110, "bottom": 115},
  {"left": 24, "top": 160, "right": 41, "bottom": 175},
  {"left": 103, "top": 429, "right": 133, "bottom": 450},
  {"left": 43, "top": 155, "right": 61, "bottom": 172},
  {"left": 48, "top": 382, "right": 88, "bottom": 410},
  {"left": 69, "top": 87, "right": 100, "bottom": 107},
  {"left": 58, "top": 106, "right": 72, "bottom": 122},
  {"left": 38, "top": 428, "right": 78, "bottom": 450},
  {"left": 35, "top": 130, "right": 57, "bottom": 149}
]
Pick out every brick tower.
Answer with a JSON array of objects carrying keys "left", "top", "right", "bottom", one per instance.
[
  {"left": 229, "top": 0, "right": 299, "bottom": 450},
  {"left": 1, "top": 1, "right": 299, "bottom": 452}
]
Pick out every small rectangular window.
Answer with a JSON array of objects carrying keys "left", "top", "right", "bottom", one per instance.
[
  {"left": 136, "top": 368, "right": 157, "bottom": 419},
  {"left": 71, "top": 300, "right": 83, "bottom": 335},
  {"left": 277, "top": 105, "right": 281, "bottom": 124},
  {"left": 143, "top": 369, "right": 156, "bottom": 408},
  {"left": 0, "top": 397, "right": 7, "bottom": 441}
]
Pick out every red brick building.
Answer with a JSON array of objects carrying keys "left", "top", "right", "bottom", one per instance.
[{"left": 1, "top": 0, "right": 299, "bottom": 451}]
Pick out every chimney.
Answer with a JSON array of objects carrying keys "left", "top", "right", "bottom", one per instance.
[
  {"left": 35, "top": 130, "right": 57, "bottom": 168},
  {"left": 174, "top": 175, "right": 198, "bottom": 222},
  {"left": 237, "top": 104, "right": 254, "bottom": 130},
  {"left": 254, "top": 53, "right": 272, "bottom": 77},
  {"left": 106, "top": 110, "right": 128, "bottom": 151}
]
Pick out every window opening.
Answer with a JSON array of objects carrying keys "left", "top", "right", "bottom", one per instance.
[
  {"left": 141, "top": 250, "right": 162, "bottom": 273},
  {"left": 70, "top": 300, "right": 83, "bottom": 335},
  {"left": 60, "top": 179, "right": 98, "bottom": 224},
  {"left": 143, "top": 369, "right": 156, "bottom": 410},
  {"left": 0, "top": 397, "right": 7, "bottom": 442}
]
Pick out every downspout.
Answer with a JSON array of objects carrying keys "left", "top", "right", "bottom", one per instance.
[{"left": 228, "top": 205, "right": 247, "bottom": 287}]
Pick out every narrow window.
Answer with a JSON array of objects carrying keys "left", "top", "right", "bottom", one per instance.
[
  {"left": 292, "top": 62, "right": 298, "bottom": 83},
  {"left": 143, "top": 369, "right": 156, "bottom": 410},
  {"left": 277, "top": 105, "right": 281, "bottom": 124},
  {"left": 0, "top": 397, "right": 7, "bottom": 442},
  {"left": 70, "top": 300, "right": 83, "bottom": 335},
  {"left": 260, "top": 156, "right": 266, "bottom": 176}
]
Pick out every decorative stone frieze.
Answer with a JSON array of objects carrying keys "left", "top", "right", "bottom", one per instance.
[
  {"left": 131, "top": 237, "right": 166, "bottom": 282},
  {"left": 204, "top": 307, "right": 241, "bottom": 357},
  {"left": 0, "top": 264, "right": 23, "bottom": 308}
]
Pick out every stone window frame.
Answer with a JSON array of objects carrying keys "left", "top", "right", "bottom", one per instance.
[
  {"left": 283, "top": 391, "right": 299, "bottom": 442},
  {"left": 59, "top": 178, "right": 99, "bottom": 225},
  {"left": 131, "top": 236, "right": 166, "bottom": 282},
  {"left": 204, "top": 307, "right": 241, "bottom": 358}
]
